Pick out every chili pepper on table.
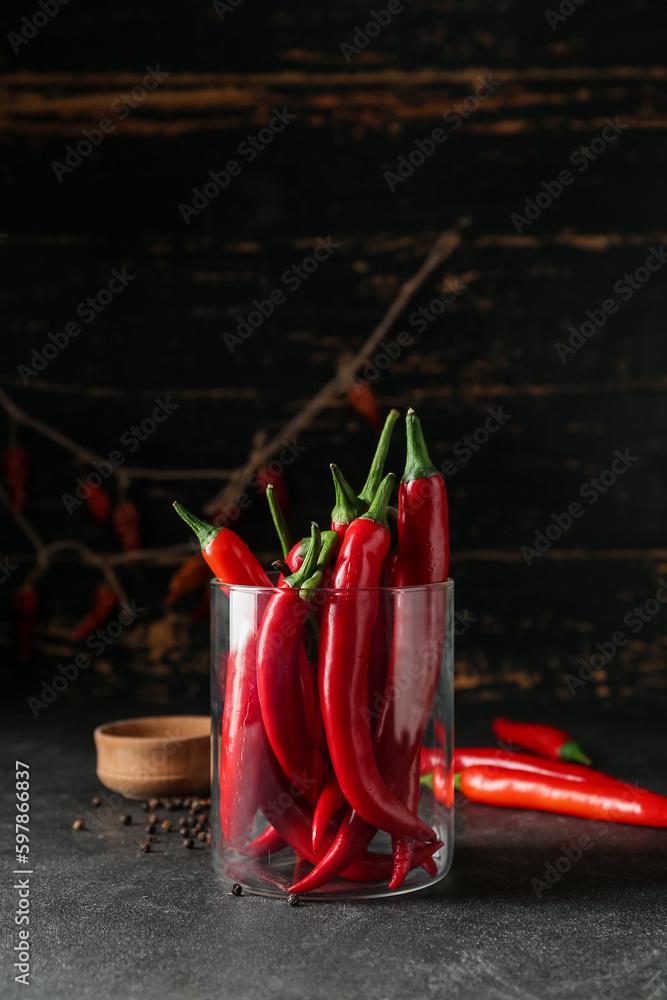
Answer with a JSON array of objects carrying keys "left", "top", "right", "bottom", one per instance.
[
  {"left": 3, "top": 446, "right": 29, "bottom": 513},
  {"left": 347, "top": 381, "right": 383, "bottom": 435},
  {"left": 420, "top": 746, "right": 447, "bottom": 776},
  {"left": 165, "top": 553, "right": 211, "bottom": 604},
  {"left": 452, "top": 748, "right": 621, "bottom": 786},
  {"left": 330, "top": 464, "right": 366, "bottom": 544},
  {"left": 319, "top": 473, "right": 435, "bottom": 843},
  {"left": 256, "top": 525, "right": 336, "bottom": 800},
  {"left": 85, "top": 482, "right": 112, "bottom": 525},
  {"left": 455, "top": 765, "right": 667, "bottom": 828},
  {"left": 112, "top": 501, "right": 141, "bottom": 555},
  {"left": 492, "top": 717, "right": 591, "bottom": 765},
  {"left": 12, "top": 584, "right": 38, "bottom": 661},
  {"left": 173, "top": 502, "right": 270, "bottom": 587},
  {"left": 69, "top": 585, "right": 117, "bottom": 642}
]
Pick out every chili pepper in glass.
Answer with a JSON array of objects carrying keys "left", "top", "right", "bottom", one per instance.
[
  {"left": 12, "top": 584, "right": 38, "bottom": 661},
  {"left": 492, "top": 717, "right": 591, "bottom": 765},
  {"left": 173, "top": 502, "right": 270, "bottom": 587},
  {"left": 420, "top": 746, "right": 447, "bottom": 776},
  {"left": 256, "top": 524, "right": 335, "bottom": 800},
  {"left": 3, "top": 445, "right": 28, "bottom": 514},
  {"left": 330, "top": 464, "right": 366, "bottom": 544},
  {"left": 319, "top": 473, "right": 435, "bottom": 843},
  {"left": 455, "top": 765, "right": 667, "bottom": 827},
  {"left": 69, "top": 585, "right": 117, "bottom": 642}
]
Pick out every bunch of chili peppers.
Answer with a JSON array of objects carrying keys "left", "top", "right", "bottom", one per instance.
[
  {"left": 174, "top": 407, "right": 450, "bottom": 893},
  {"left": 420, "top": 717, "right": 667, "bottom": 829}
]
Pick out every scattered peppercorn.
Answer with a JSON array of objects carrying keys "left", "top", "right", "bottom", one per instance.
[
  {"left": 147, "top": 834, "right": 157, "bottom": 843},
  {"left": 287, "top": 894, "right": 300, "bottom": 907},
  {"left": 178, "top": 816, "right": 189, "bottom": 826},
  {"left": 166, "top": 800, "right": 177, "bottom": 812},
  {"left": 141, "top": 802, "right": 149, "bottom": 811},
  {"left": 140, "top": 842, "right": 151, "bottom": 853},
  {"left": 146, "top": 824, "right": 157, "bottom": 834},
  {"left": 161, "top": 820, "right": 172, "bottom": 832},
  {"left": 91, "top": 796, "right": 102, "bottom": 807},
  {"left": 192, "top": 824, "right": 203, "bottom": 835},
  {"left": 149, "top": 798, "right": 160, "bottom": 809},
  {"left": 183, "top": 838, "right": 194, "bottom": 849},
  {"left": 231, "top": 883, "right": 242, "bottom": 896},
  {"left": 120, "top": 814, "right": 132, "bottom": 826},
  {"left": 148, "top": 814, "right": 159, "bottom": 824},
  {"left": 182, "top": 798, "right": 192, "bottom": 808},
  {"left": 197, "top": 813, "right": 208, "bottom": 825},
  {"left": 196, "top": 831, "right": 206, "bottom": 842},
  {"left": 171, "top": 798, "right": 182, "bottom": 809},
  {"left": 72, "top": 819, "right": 84, "bottom": 831},
  {"left": 179, "top": 827, "right": 190, "bottom": 838}
]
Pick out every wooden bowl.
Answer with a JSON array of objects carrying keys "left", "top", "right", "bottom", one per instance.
[{"left": 94, "top": 716, "right": 211, "bottom": 800}]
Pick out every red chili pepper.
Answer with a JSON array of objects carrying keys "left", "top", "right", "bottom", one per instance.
[
  {"left": 256, "top": 526, "right": 335, "bottom": 800},
  {"left": 12, "top": 584, "right": 38, "bottom": 661},
  {"left": 85, "top": 482, "right": 112, "bottom": 525},
  {"left": 330, "top": 464, "right": 366, "bottom": 543},
  {"left": 69, "top": 585, "right": 117, "bottom": 642},
  {"left": 173, "top": 502, "right": 270, "bottom": 586},
  {"left": 239, "top": 824, "right": 287, "bottom": 858},
  {"left": 420, "top": 746, "right": 447, "bottom": 776},
  {"left": 395, "top": 408, "right": 449, "bottom": 586},
  {"left": 311, "top": 771, "right": 345, "bottom": 852},
  {"left": 388, "top": 754, "right": 422, "bottom": 890},
  {"left": 456, "top": 765, "right": 667, "bottom": 828},
  {"left": 165, "top": 553, "right": 211, "bottom": 604},
  {"left": 347, "top": 380, "right": 383, "bottom": 435},
  {"left": 452, "top": 748, "right": 621, "bottom": 786},
  {"left": 256, "top": 464, "right": 292, "bottom": 515},
  {"left": 3, "top": 446, "right": 29, "bottom": 513},
  {"left": 319, "top": 474, "right": 435, "bottom": 844},
  {"left": 420, "top": 763, "right": 452, "bottom": 807},
  {"left": 261, "top": 749, "right": 442, "bottom": 886},
  {"left": 112, "top": 501, "right": 141, "bottom": 555},
  {"left": 492, "top": 717, "right": 591, "bottom": 765}
]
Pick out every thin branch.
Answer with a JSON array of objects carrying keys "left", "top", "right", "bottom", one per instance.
[{"left": 204, "top": 225, "right": 461, "bottom": 514}]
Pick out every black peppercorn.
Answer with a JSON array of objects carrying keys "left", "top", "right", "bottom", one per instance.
[
  {"left": 147, "top": 834, "right": 157, "bottom": 843},
  {"left": 120, "top": 814, "right": 132, "bottom": 826},
  {"left": 148, "top": 798, "right": 160, "bottom": 809},
  {"left": 179, "top": 827, "right": 190, "bottom": 837},
  {"left": 72, "top": 819, "right": 84, "bottom": 831},
  {"left": 140, "top": 842, "right": 151, "bottom": 853},
  {"left": 146, "top": 824, "right": 156, "bottom": 834},
  {"left": 161, "top": 820, "right": 172, "bottom": 832},
  {"left": 147, "top": 813, "right": 158, "bottom": 824},
  {"left": 196, "top": 831, "right": 206, "bottom": 842},
  {"left": 183, "top": 838, "right": 194, "bottom": 849},
  {"left": 178, "top": 816, "right": 189, "bottom": 827},
  {"left": 91, "top": 796, "right": 102, "bottom": 807},
  {"left": 287, "top": 894, "right": 300, "bottom": 907},
  {"left": 230, "top": 883, "right": 242, "bottom": 896},
  {"left": 141, "top": 801, "right": 149, "bottom": 811}
]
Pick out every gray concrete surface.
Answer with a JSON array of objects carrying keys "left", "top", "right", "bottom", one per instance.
[{"left": 2, "top": 703, "right": 666, "bottom": 1000}]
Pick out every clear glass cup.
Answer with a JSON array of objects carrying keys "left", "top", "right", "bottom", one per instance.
[{"left": 210, "top": 577, "right": 454, "bottom": 900}]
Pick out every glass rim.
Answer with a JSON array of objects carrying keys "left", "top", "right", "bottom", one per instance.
[{"left": 210, "top": 577, "right": 454, "bottom": 595}]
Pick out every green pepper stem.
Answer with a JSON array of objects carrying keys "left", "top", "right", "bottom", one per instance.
[
  {"left": 419, "top": 772, "right": 434, "bottom": 789},
  {"left": 285, "top": 523, "right": 321, "bottom": 589},
  {"left": 358, "top": 409, "right": 400, "bottom": 506},
  {"left": 402, "top": 408, "right": 438, "bottom": 483},
  {"left": 299, "top": 530, "right": 338, "bottom": 597},
  {"left": 331, "top": 464, "right": 366, "bottom": 526},
  {"left": 173, "top": 502, "right": 220, "bottom": 551},
  {"left": 453, "top": 772, "right": 462, "bottom": 791},
  {"left": 360, "top": 473, "right": 395, "bottom": 530},
  {"left": 560, "top": 740, "right": 592, "bottom": 766},
  {"left": 266, "top": 483, "right": 293, "bottom": 559}
]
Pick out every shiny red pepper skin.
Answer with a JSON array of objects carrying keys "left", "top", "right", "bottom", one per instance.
[
  {"left": 492, "top": 717, "right": 591, "bottom": 765},
  {"left": 458, "top": 765, "right": 667, "bottom": 827},
  {"left": 12, "top": 584, "right": 38, "bottom": 661},
  {"left": 319, "top": 485, "right": 435, "bottom": 844},
  {"left": 85, "top": 482, "right": 112, "bottom": 525},
  {"left": 257, "top": 588, "right": 326, "bottom": 800},
  {"left": 240, "top": 824, "right": 287, "bottom": 858},
  {"left": 3, "top": 447, "right": 28, "bottom": 513},
  {"left": 452, "top": 748, "right": 620, "bottom": 786},
  {"left": 395, "top": 409, "right": 449, "bottom": 587},
  {"left": 173, "top": 502, "right": 270, "bottom": 587},
  {"left": 69, "top": 585, "right": 117, "bottom": 642},
  {"left": 112, "top": 502, "right": 141, "bottom": 555},
  {"left": 388, "top": 754, "right": 422, "bottom": 890}
]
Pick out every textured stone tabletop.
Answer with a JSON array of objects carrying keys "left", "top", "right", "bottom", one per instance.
[{"left": 1, "top": 702, "right": 665, "bottom": 1000}]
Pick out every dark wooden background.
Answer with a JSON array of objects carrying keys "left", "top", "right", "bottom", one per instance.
[{"left": 2, "top": 0, "right": 666, "bottom": 710}]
